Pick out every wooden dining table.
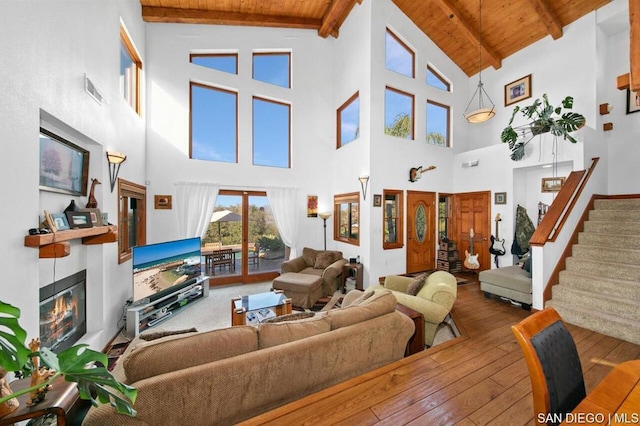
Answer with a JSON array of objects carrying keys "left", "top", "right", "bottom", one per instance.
[{"left": 561, "top": 360, "right": 640, "bottom": 425}]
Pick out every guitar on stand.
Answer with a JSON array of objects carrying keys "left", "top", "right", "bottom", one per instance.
[
  {"left": 489, "top": 214, "right": 506, "bottom": 267},
  {"left": 464, "top": 228, "right": 480, "bottom": 270}
]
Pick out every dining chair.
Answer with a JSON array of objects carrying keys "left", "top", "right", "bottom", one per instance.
[{"left": 511, "top": 307, "right": 586, "bottom": 426}]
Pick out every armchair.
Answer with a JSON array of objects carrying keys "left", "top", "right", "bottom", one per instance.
[
  {"left": 280, "top": 247, "right": 347, "bottom": 296},
  {"left": 369, "top": 271, "right": 457, "bottom": 346}
]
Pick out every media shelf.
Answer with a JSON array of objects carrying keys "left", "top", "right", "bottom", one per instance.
[{"left": 125, "top": 275, "right": 209, "bottom": 338}]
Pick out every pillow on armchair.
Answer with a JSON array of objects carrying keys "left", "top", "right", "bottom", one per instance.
[
  {"left": 314, "top": 251, "right": 334, "bottom": 269},
  {"left": 407, "top": 273, "right": 428, "bottom": 296}
]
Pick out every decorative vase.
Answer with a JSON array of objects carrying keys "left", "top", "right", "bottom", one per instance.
[{"left": 64, "top": 200, "right": 78, "bottom": 212}]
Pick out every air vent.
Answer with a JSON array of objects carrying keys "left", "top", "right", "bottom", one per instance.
[{"left": 84, "top": 74, "right": 104, "bottom": 105}]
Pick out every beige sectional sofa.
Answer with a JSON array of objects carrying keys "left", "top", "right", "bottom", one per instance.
[{"left": 83, "top": 290, "right": 414, "bottom": 426}]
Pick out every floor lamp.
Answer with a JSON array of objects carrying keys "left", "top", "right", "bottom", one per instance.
[{"left": 319, "top": 212, "right": 331, "bottom": 250}]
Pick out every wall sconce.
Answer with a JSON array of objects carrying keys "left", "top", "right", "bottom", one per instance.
[
  {"left": 318, "top": 212, "right": 332, "bottom": 250},
  {"left": 599, "top": 103, "right": 613, "bottom": 115},
  {"left": 358, "top": 176, "right": 369, "bottom": 201},
  {"left": 106, "top": 151, "right": 127, "bottom": 192}
]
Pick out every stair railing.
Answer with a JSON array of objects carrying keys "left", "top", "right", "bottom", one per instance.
[{"left": 529, "top": 157, "right": 600, "bottom": 306}]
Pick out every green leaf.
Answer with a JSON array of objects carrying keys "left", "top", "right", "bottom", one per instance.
[
  {"left": 0, "top": 301, "right": 32, "bottom": 373},
  {"left": 510, "top": 141, "right": 526, "bottom": 161},
  {"left": 501, "top": 126, "right": 518, "bottom": 147},
  {"left": 558, "top": 112, "right": 586, "bottom": 133},
  {"left": 507, "top": 106, "right": 520, "bottom": 126},
  {"left": 562, "top": 96, "right": 574, "bottom": 109}
]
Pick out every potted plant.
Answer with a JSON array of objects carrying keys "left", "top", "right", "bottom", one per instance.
[
  {"left": 501, "top": 93, "right": 586, "bottom": 161},
  {"left": 0, "top": 300, "right": 137, "bottom": 418}
]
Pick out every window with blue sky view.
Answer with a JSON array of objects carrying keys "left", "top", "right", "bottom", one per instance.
[
  {"left": 426, "top": 100, "right": 449, "bottom": 146},
  {"left": 190, "top": 53, "right": 238, "bottom": 74},
  {"left": 338, "top": 92, "right": 360, "bottom": 147},
  {"left": 253, "top": 53, "right": 290, "bottom": 88},
  {"left": 385, "top": 87, "right": 414, "bottom": 140},
  {"left": 190, "top": 83, "right": 237, "bottom": 162},
  {"left": 385, "top": 29, "right": 414, "bottom": 78},
  {"left": 253, "top": 97, "right": 290, "bottom": 168},
  {"left": 427, "top": 66, "right": 450, "bottom": 91}
]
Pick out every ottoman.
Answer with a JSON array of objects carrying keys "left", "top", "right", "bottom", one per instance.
[
  {"left": 478, "top": 265, "right": 532, "bottom": 310},
  {"left": 273, "top": 273, "right": 323, "bottom": 309}
]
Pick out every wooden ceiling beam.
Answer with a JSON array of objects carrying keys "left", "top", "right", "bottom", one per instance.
[
  {"left": 631, "top": 0, "right": 640, "bottom": 91},
  {"left": 318, "top": 0, "right": 359, "bottom": 38},
  {"left": 431, "top": 0, "right": 502, "bottom": 71},
  {"left": 141, "top": 6, "right": 322, "bottom": 30},
  {"left": 526, "top": 0, "right": 563, "bottom": 40}
]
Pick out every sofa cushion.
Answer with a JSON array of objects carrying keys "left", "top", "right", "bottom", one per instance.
[
  {"left": 258, "top": 314, "right": 331, "bottom": 349},
  {"left": 124, "top": 326, "right": 259, "bottom": 383},
  {"left": 314, "top": 251, "right": 334, "bottom": 269},
  {"left": 302, "top": 247, "right": 318, "bottom": 267},
  {"left": 407, "top": 273, "right": 428, "bottom": 296},
  {"left": 328, "top": 290, "right": 397, "bottom": 330},
  {"left": 478, "top": 265, "right": 532, "bottom": 294}
]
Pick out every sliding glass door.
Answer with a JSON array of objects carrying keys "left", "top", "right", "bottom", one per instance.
[{"left": 205, "top": 190, "right": 282, "bottom": 285}]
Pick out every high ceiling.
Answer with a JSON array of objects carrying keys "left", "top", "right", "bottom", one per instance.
[{"left": 140, "top": 0, "right": 612, "bottom": 77}]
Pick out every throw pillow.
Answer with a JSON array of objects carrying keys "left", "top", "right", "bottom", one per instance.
[
  {"left": 314, "top": 251, "right": 334, "bottom": 269},
  {"left": 407, "top": 273, "right": 428, "bottom": 296},
  {"left": 523, "top": 255, "right": 532, "bottom": 277},
  {"left": 302, "top": 247, "right": 317, "bottom": 267},
  {"left": 139, "top": 327, "right": 198, "bottom": 341}
]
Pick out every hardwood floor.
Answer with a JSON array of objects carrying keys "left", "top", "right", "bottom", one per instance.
[{"left": 241, "top": 272, "right": 640, "bottom": 425}]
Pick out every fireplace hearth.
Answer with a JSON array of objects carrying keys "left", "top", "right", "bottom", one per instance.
[{"left": 39, "top": 270, "right": 87, "bottom": 353}]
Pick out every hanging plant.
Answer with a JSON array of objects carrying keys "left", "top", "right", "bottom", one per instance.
[{"left": 501, "top": 93, "right": 586, "bottom": 161}]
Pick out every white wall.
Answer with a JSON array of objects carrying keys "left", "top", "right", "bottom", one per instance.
[{"left": 0, "top": 0, "right": 146, "bottom": 349}]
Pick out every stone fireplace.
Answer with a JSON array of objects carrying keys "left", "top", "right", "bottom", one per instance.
[{"left": 39, "top": 270, "right": 87, "bottom": 353}]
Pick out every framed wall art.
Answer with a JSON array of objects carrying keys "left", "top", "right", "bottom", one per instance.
[
  {"left": 373, "top": 194, "right": 382, "bottom": 207},
  {"left": 154, "top": 195, "right": 172, "bottom": 209},
  {"left": 504, "top": 74, "right": 532, "bottom": 106},
  {"left": 65, "top": 211, "right": 93, "bottom": 228},
  {"left": 39, "top": 128, "right": 89, "bottom": 196},
  {"left": 541, "top": 177, "right": 565, "bottom": 193},
  {"left": 494, "top": 192, "right": 507, "bottom": 205},
  {"left": 51, "top": 212, "right": 71, "bottom": 231},
  {"left": 307, "top": 195, "right": 318, "bottom": 217},
  {"left": 626, "top": 89, "right": 640, "bottom": 114}
]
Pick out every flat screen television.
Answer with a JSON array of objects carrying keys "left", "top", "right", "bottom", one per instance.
[{"left": 132, "top": 237, "right": 202, "bottom": 304}]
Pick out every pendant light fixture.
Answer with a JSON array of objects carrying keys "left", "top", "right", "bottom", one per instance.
[{"left": 464, "top": 0, "right": 495, "bottom": 123}]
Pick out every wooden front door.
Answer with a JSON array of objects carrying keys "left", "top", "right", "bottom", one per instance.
[
  {"left": 406, "top": 191, "right": 436, "bottom": 274},
  {"left": 453, "top": 191, "right": 491, "bottom": 272}
]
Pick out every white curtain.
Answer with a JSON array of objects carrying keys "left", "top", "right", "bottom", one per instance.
[
  {"left": 267, "top": 186, "right": 300, "bottom": 259},
  {"left": 175, "top": 182, "right": 220, "bottom": 239}
]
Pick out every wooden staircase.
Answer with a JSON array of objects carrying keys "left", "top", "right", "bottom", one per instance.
[{"left": 546, "top": 198, "right": 640, "bottom": 345}]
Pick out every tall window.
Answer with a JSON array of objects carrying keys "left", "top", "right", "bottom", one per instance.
[
  {"left": 118, "top": 179, "right": 146, "bottom": 264},
  {"left": 337, "top": 92, "right": 360, "bottom": 148},
  {"left": 253, "top": 97, "right": 290, "bottom": 168},
  {"left": 385, "top": 29, "right": 414, "bottom": 78},
  {"left": 426, "top": 100, "right": 450, "bottom": 147},
  {"left": 385, "top": 87, "right": 414, "bottom": 140},
  {"left": 190, "top": 53, "right": 238, "bottom": 74},
  {"left": 120, "top": 25, "right": 142, "bottom": 115},
  {"left": 334, "top": 193, "right": 360, "bottom": 246},
  {"left": 383, "top": 189, "right": 404, "bottom": 249},
  {"left": 253, "top": 52, "right": 291, "bottom": 88},
  {"left": 190, "top": 82, "right": 238, "bottom": 162},
  {"left": 426, "top": 66, "right": 451, "bottom": 91}
]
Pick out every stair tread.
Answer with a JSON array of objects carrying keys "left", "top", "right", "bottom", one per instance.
[
  {"left": 553, "top": 285, "right": 640, "bottom": 307},
  {"left": 547, "top": 300, "right": 640, "bottom": 327},
  {"left": 559, "top": 269, "right": 639, "bottom": 286},
  {"left": 567, "top": 256, "right": 640, "bottom": 269}
]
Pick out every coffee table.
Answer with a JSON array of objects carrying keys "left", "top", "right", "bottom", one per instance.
[{"left": 231, "top": 290, "right": 292, "bottom": 326}]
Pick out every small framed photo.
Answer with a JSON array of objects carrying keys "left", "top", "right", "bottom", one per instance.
[
  {"left": 79, "top": 208, "right": 102, "bottom": 226},
  {"left": 51, "top": 213, "right": 70, "bottom": 231},
  {"left": 307, "top": 195, "right": 318, "bottom": 218},
  {"left": 101, "top": 212, "right": 109, "bottom": 226},
  {"left": 504, "top": 74, "right": 532, "bottom": 106},
  {"left": 66, "top": 211, "right": 93, "bottom": 229},
  {"left": 373, "top": 194, "right": 382, "bottom": 207},
  {"left": 494, "top": 192, "right": 507, "bottom": 205},
  {"left": 626, "top": 89, "right": 640, "bottom": 114},
  {"left": 541, "top": 177, "right": 565, "bottom": 193},
  {"left": 155, "top": 195, "right": 172, "bottom": 209}
]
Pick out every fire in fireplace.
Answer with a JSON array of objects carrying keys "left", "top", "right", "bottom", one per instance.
[{"left": 39, "top": 270, "right": 87, "bottom": 353}]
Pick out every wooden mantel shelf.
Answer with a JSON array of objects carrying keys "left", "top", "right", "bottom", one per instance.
[{"left": 24, "top": 225, "right": 118, "bottom": 258}]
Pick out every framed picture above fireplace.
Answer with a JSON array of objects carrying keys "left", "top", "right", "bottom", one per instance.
[{"left": 39, "top": 128, "right": 89, "bottom": 196}]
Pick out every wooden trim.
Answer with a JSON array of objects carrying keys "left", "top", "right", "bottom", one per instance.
[
  {"left": 631, "top": 0, "right": 640, "bottom": 91},
  {"left": 526, "top": 0, "right": 563, "bottom": 39},
  {"left": 382, "top": 189, "right": 404, "bottom": 250},
  {"left": 333, "top": 192, "right": 360, "bottom": 246},
  {"left": 318, "top": 0, "right": 359, "bottom": 38}
]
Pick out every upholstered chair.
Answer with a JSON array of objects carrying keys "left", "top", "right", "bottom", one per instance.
[
  {"left": 280, "top": 247, "right": 347, "bottom": 296},
  {"left": 369, "top": 270, "right": 457, "bottom": 346}
]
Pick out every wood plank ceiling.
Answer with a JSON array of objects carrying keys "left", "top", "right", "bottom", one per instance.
[{"left": 140, "top": 0, "right": 611, "bottom": 77}]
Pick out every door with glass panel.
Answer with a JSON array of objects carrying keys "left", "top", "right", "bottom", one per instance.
[
  {"left": 205, "top": 190, "right": 282, "bottom": 285},
  {"left": 406, "top": 191, "right": 436, "bottom": 274}
]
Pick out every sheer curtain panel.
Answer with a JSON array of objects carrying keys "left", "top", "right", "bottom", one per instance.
[{"left": 175, "top": 182, "right": 220, "bottom": 239}]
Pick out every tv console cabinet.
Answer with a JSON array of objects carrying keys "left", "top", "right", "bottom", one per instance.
[{"left": 126, "top": 276, "right": 209, "bottom": 338}]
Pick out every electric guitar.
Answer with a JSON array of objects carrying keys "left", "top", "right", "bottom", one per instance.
[
  {"left": 464, "top": 228, "right": 480, "bottom": 270},
  {"left": 409, "top": 165, "right": 436, "bottom": 182},
  {"left": 489, "top": 213, "right": 506, "bottom": 256}
]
